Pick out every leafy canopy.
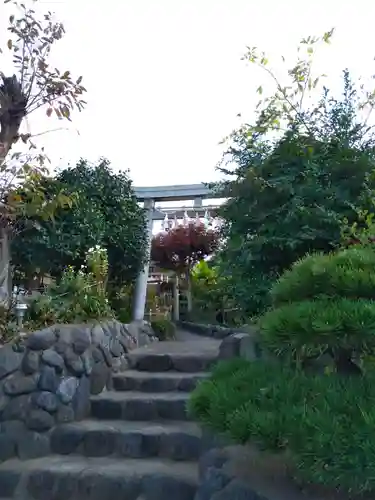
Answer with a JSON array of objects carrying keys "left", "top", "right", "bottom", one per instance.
[
  {"left": 12, "top": 158, "right": 147, "bottom": 286},
  {"left": 0, "top": 0, "right": 86, "bottom": 224},
  {"left": 151, "top": 222, "right": 219, "bottom": 274},
  {"left": 214, "top": 31, "right": 375, "bottom": 316}
]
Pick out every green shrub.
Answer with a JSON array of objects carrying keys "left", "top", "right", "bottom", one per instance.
[
  {"left": 189, "top": 359, "right": 375, "bottom": 495},
  {"left": 151, "top": 318, "right": 176, "bottom": 340},
  {"left": 108, "top": 283, "right": 133, "bottom": 323},
  {"left": 271, "top": 246, "right": 375, "bottom": 306},
  {"left": 0, "top": 303, "right": 19, "bottom": 343},
  {"left": 27, "top": 259, "right": 113, "bottom": 328},
  {"left": 259, "top": 297, "right": 375, "bottom": 362},
  {"left": 258, "top": 246, "right": 375, "bottom": 371}
]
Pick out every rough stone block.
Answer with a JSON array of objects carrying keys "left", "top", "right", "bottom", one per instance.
[
  {"left": 161, "top": 431, "right": 202, "bottom": 461},
  {"left": 26, "top": 327, "right": 57, "bottom": 350},
  {"left": 218, "top": 332, "right": 262, "bottom": 361},
  {"left": 38, "top": 365, "right": 60, "bottom": 393},
  {"left": 1, "top": 394, "right": 31, "bottom": 421},
  {"left": 82, "top": 429, "right": 117, "bottom": 457},
  {"left": 0, "top": 468, "right": 20, "bottom": 497},
  {"left": 130, "top": 354, "right": 173, "bottom": 372},
  {"left": 17, "top": 430, "right": 50, "bottom": 460},
  {"left": 32, "top": 391, "right": 58, "bottom": 413},
  {"left": 90, "top": 363, "right": 110, "bottom": 395},
  {"left": 57, "top": 376, "right": 79, "bottom": 404},
  {"left": 172, "top": 355, "right": 215, "bottom": 373},
  {"left": 0, "top": 344, "right": 23, "bottom": 380},
  {"left": 72, "top": 375, "right": 90, "bottom": 420},
  {"left": 0, "top": 433, "right": 16, "bottom": 461},
  {"left": 77, "top": 471, "right": 141, "bottom": 500},
  {"left": 50, "top": 425, "right": 84, "bottom": 455},
  {"left": 3, "top": 373, "right": 38, "bottom": 396},
  {"left": 142, "top": 474, "right": 197, "bottom": 500},
  {"left": 22, "top": 350, "right": 40, "bottom": 375},
  {"left": 195, "top": 467, "right": 232, "bottom": 500},
  {"left": 41, "top": 348, "right": 64, "bottom": 371},
  {"left": 98, "top": 344, "right": 113, "bottom": 367},
  {"left": 211, "top": 479, "right": 267, "bottom": 500},
  {"left": 64, "top": 348, "right": 85, "bottom": 376},
  {"left": 118, "top": 431, "right": 160, "bottom": 459},
  {"left": 56, "top": 404, "right": 75, "bottom": 424},
  {"left": 90, "top": 323, "right": 106, "bottom": 345},
  {"left": 26, "top": 409, "right": 55, "bottom": 431},
  {"left": 71, "top": 326, "right": 92, "bottom": 354},
  {"left": 198, "top": 448, "right": 230, "bottom": 479}
]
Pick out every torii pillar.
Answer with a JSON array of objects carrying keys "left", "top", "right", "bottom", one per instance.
[{"left": 132, "top": 198, "right": 155, "bottom": 321}]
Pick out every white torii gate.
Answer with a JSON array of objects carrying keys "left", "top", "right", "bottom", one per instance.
[{"left": 133, "top": 183, "right": 221, "bottom": 322}]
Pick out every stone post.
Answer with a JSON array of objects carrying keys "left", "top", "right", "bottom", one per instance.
[
  {"left": 173, "top": 274, "right": 180, "bottom": 321},
  {"left": 133, "top": 198, "right": 155, "bottom": 321}
]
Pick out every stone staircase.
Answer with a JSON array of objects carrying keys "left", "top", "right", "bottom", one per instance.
[{"left": 0, "top": 337, "right": 219, "bottom": 500}]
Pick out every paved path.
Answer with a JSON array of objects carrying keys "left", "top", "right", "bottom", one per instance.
[{"left": 132, "top": 329, "right": 221, "bottom": 356}]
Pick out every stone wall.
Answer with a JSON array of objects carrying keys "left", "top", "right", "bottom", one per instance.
[
  {"left": 179, "top": 321, "right": 263, "bottom": 362},
  {"left": 196, "top": 445, "right": 312, "bottom": 500},
  {"left": 0, "top": 320, "right": 157, "bottom": 461},
  {"left": 178, "top": 321, "right": 233, "bottom": 340}
]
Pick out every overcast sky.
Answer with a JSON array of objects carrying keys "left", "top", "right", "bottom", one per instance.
[{"left": 1, "top": 0, "right": 375, "bottom": 188}]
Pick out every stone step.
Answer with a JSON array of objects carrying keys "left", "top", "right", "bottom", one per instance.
[
  {"left": 113, "top": 370, "right": 209, "bottom": 393},
  {"left": 128, "top": 351, "right": 217, "bottom": 373},
  {"left": 0, "top": 455, "right": 198, "bottom": 500},
  {"left": 50, "top": 419, "right": 203, "bottom": 460},
  {"left": 90, "top": 391, "right": 191, "bottom": 421}
]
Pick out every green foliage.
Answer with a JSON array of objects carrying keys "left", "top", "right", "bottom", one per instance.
[
  {"left": 191, "top": 260, "right": 222, "bottom": 315},
  {"left": 271, "top": 246, "right": 375, "bottom": 305},
  {"left": 214, "top": 36, "right": 375, "bottom": 316},
  {"left": 151, "top": 318, "right": 176, "bottom": 341},
  {"left": 0, "top": 302, "right": 19, "bottom": 343},
  {"left": 191, "top": 259, "right": 246, "bottom": 325},
  {"left": 108, "top": 284, "right": 133, "bottom": 324},
  {"left": 341, "top": 206, "right": 375, "bottom": 248},
  {"left": 260, "top": 297, "right": 375, "bottom": 362},
  {"left": 1, "top": 0, "right": 86, "bottom": 229},
  {"left": 27, "top": 248, "right": 113, "bottom": 328},
  {"left": 259, "top": 246, "right": 375, "bottom": 370},
  {"left": 189, "top": 359, "right": 375, "bottom": 495},
  {"left": 11, "top": 158, "right": 147, "bottom": 288}
]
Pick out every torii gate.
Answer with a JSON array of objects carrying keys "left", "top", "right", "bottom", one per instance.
[{"left": 133, "top": 183, "right": 221, "bottom": 321}]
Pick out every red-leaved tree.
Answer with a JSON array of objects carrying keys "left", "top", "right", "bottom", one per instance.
[{"left": 151, "top": 221, "right": 220, "bottom": 312}]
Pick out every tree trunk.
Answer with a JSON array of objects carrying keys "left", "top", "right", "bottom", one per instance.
[
  {"left": 334, "top": 349, "right": 362, "bottom": 375},
  {"left": 173, "top": 274, "right": 180, "bottom": 321},
  {"left": 0, "top": 228, "right": 11, "bottom": 305},
  {"left": 0, "top": 77, "right": 28, "bottom": 304},
  {"left": 186, "top": 271, "right": 193, "bottom": 313},
  {"left": 0, "top": 121, "right": 21, "bottom": 166},
  {"left": 0, "top": 74, "right": 26, "bottom": 166}
]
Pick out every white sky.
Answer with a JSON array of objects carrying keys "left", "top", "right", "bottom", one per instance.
[{"left": 1, "top": 0, "right": 375, "bottom": 188}]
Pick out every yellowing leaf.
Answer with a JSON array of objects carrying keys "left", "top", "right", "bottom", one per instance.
[{"left": 7, "top": 39, "right": 12, "bottom": 50}]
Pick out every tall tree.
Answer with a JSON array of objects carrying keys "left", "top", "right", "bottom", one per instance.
[
  {"left": 12, "top": 158, "right": 147, "bottom": 290},
  {"left": 151, "top": 221, "right": 219, "bottom": 312},
  {"left": 1, "top": 0, "right": 86, "bottom": 162},
  {"left": 215, "top": 32, "right": 375, "bottom": 316},
  {"left": 0, "top": 0, "right": 86, "bottom": 299}
]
